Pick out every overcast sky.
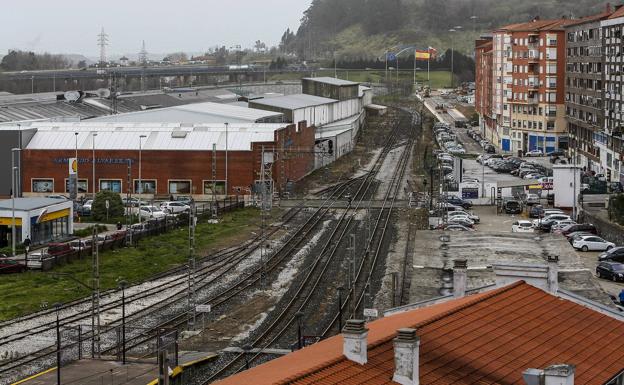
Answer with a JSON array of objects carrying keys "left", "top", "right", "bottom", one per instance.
[{"left": 1, "top": 0, "right": 311, "bottom": 58}]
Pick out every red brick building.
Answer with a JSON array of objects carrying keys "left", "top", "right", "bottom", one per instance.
[
  {"left": 475, "top": 37, "right": 494, "bottom": 139},
  {"left": 20, "top": 122, "right": 315, "bottom": 199}
]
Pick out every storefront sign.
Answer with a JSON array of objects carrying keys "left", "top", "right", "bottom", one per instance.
[
  {"left": 0, "top": 217, "right": 22, "bottom": 226},
  {"left": 31, "top": 208, "right": 71, "bottom": 225},
  {"left": 53, "top": 158, "right": 135, "bottom": 165}
]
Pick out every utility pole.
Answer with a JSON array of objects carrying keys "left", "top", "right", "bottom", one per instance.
[
  {"left": 225, "top": 122, "right": 229, "bottom": 196},
  {"left": 212, "top": 143, "right": 217, "bottom": 218},
  {"left": 91, "top": 132, "right": 101, "bottom": 357},
  {"left": 188, "top": 200, "right": 196, "bottom": 329}
]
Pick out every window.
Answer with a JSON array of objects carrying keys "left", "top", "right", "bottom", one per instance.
[
  {"left": 32, "top": 179, "right": 54, "bottom": 193},
  {"left": 134, "top": 180, "right": 157, "bottom": 194},
  {"left": 65, "top": 179, "right": 88, "bottom": 193},
  {"left": 169, "top": 180, "right": 191, "bottom": 194},
  {"left": 203, "top": 180, "right": 226, "bottom": 195},
  {"left": 99, "top": 180, "right": 122, "bottom": 193}
]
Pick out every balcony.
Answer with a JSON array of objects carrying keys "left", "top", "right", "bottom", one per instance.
[{"left": 527, "top": 97, "right": 539, "bottom": 104}]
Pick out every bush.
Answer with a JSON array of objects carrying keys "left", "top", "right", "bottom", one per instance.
[
  {"left": 92, "top": 191, "right": 124, "bottom": 221},
  {"left": 610, "top": 194, "right": 624, "bottom": 225},
  {"left": 73, "top": 224, "right": 108, "bottom": 238}
]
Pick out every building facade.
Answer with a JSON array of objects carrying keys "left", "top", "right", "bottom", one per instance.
[
  {"left": 478, "top": 19, "right": 571, "bottom": 154},
  {"left": 602, "top": 9, "right": 624, "bottom": 182},
  {"left": 565, "top": 11, "right": 610, "bottom": 175},
  {"left": 475, "top": 37, "right": 494, "bottom": 140},
  {"left": 18, "top": 122, "right": 316, "bottom": 199}
]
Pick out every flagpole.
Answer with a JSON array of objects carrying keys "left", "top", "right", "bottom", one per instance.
[
  {"left": 385, "top": 50, "right": 388, "bottom": 83},
  {"left": 413, "top": 49, "right": 416, "bottom": 86},
  {"left": 396, "top": 56, "right": 399, "bottom": 83},
  {"left": 428, "top": 57, "right": 431, "bottom": 88}
]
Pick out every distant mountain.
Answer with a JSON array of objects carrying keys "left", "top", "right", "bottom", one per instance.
[{"left": 279, "top": 0, "right": 608, "bottom": 60}]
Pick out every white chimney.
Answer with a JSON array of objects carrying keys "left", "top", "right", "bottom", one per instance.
[
  {"left": 523, "top": 364, "right": 575, "bottom": 385},
  {"left": 547, "top": 256, "right": 559, "bottom": 294},
  {"left": 342, "top": 319, "right": 368, "bottom": 365},
  {"left": 393, "top": 328, "right": 420, "bottom": 385},
  {"left": 453, "top": 259, "right": 468, "bottom": 298},
  {"left": 544, "top": 364, "right": 575, "bottom": 385}
]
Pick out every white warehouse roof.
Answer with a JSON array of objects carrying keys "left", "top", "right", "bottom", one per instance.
[
  {"left": 249, "top": 94, "right": 338, "bottom": 110},
  {"left": 19, "top": 122, "right": 287, "bottom": 152},
  {"left": 88, "top": 101, "right": 284, "bottom": 124},
  {"left": 302, "top": 77, "right": 359, "bottom": 86}
]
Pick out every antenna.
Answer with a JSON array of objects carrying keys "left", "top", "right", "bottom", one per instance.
[
  {"left": 97, "top": 27, "right": 109, "bottom": 68},
  {"left": 139, "top": 40, "right": 148, "bottom": 67}
]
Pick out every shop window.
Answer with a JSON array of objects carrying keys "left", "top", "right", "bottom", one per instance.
[
  {"left": 32, "top": 179, "right": 54, "bottom": 193},
  {"left": 203, "top": 181, "right": 226, "bottom": 195},
  {"left": 100, "top": 180, "right": 122, "bottom": 193},
  {"left": 134, "top": 180, "right": 157, "bottom": 194},
  {"left": 169, "top": 180, "right": 191, "bottom": 194},
  {"left": 65, "top": 179, "right": 88, "bottom": 193}
]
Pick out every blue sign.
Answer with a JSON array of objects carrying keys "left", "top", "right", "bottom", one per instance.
[{"left": 387, "top": 53, "right": 397, "bottom": 61}]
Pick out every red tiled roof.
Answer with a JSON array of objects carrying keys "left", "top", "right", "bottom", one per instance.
[
  {"left": 497, "top": 19, "right": 570, "bottom": 32},
  {"left": 610, "top": 6, "right": 624, "bottom": 19},
  {"left": 214, "top": 282, "right": 624, "bottom": 385}
]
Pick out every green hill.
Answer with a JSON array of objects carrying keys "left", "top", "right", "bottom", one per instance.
[{"left": 280, "top": 0, "right": 608, "bottom": 60}]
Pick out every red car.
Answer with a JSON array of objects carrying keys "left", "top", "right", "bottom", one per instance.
[{"left": 0, "top": 258, "right": 26, "bottom": 274}]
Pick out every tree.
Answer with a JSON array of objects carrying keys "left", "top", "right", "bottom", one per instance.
[
  {"left": 254, "top": 40, "right": 267, "bottom": 52},
  {"left": 77, "top": 60, "right": 87, "bottom": 68},
  {"left": 91, "top": 190, "right": 124, "bottom": 221}
]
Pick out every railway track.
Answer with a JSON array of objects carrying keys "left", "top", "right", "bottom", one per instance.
[
  {"left": 0, "top": 207, "right": 303, "bottom": 381},
  {"left": 202, "top": 108, "right": 413, "bottom": 383}
]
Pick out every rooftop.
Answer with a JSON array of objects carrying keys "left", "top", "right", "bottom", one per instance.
[
  {"left": 215, "top": 281, "right": 624, "bottom": 385},
  {"left": 497, "top": 18, "right": 573, "bottom": 32},
  {"left": 16, "top": 122, "right": 288, "bottom": 152},
  {"left": 303, "top": 77, "right": 360, "bottom": 86},
  {"left": 249, "top": 93, "right": 338, "bottom": 110},
  {"left": 87, "top": 101, "right": 283, "bottom": 124},
  {"left": 0, "top": 197, "right": 70, "bottom": 211}
]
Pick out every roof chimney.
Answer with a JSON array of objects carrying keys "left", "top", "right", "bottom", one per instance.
[
  {"left": 342, "top": 319, "right": 368, "bottom": 365},
  {"left": 393, "top": 328, "right": 420, "bottom": 385},
  {"left": 453, "top": 259, "right": 468, "bottom": 298},
  {"left": 523, "top": 364, "right": 575, "bottom": 385},
  {"left": 547, "top": 255, "right": 559, "bottom": 294}
]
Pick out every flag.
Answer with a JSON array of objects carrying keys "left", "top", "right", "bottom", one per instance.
[
  {"left": 415, "top": 50, "right": 431, "bottom": 60},
  {"left": 386, "top": 52, "right": 397, "bottom": 61},
  {"left": 428, "top": 46, "right": 438, "bottom": 58}
]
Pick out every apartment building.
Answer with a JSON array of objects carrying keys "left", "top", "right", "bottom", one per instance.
[
  {"left": 477, "top": 19, "right": 570, "bottom": 154},
  {"left": 475, "top": 36, "right": 494, "bottom": 139},
  {"left": 601, "top": 7, "right": 624, "bottom": 182},
  {"left": 565, "top": 9, "right": 611, "bottom": 174}
]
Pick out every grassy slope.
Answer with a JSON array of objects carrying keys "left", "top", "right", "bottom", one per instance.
[{"left": 0, "top": 208, "right": 262, "bottom": 321}]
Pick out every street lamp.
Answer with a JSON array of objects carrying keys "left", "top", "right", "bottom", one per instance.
[
  {"left": 138, "top": 135, "right": 147, "bottom": 229},
  {"left": 449, "top": 26, "right": 462, "bottom": 88},
  {"left": 470, "top": 15, "right": 478, "bottom": 32},
  {"left": 225, "top": 122, "right": 229, "bottom": 196},
  {"left": 54, "top": 302, "right": 62, "bottom": 385},
  {"left": 295, "top": 311, "right": 304, "bottom": 350},
  {"left": 118, "top": 280, "right": 127, "bottom": 365},
  {"left": 74, "top": 132, "right": 79, "bottom": 203},
  {"left": 92, "top": 133, "right": 97, "bottom": 201},
  {"left": 10, "top": 152, "right": 19, "bottom": 258}
]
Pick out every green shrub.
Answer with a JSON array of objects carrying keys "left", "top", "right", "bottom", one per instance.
[
  {"left": 73, "top": 224, "right": 108, "bottom": 238},
  {"left": 92, "top": 191, "right": 124, "bottom": 221},
  {"left": 610, "top": 194, "right": 624, "bottom": 225}
]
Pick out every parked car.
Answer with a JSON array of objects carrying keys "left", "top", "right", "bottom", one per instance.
[
  {"left": 529, "top": 205, "right": 545, "bottom": 218},
  {"left": 438, "top": 224, "right": 474, "bottom": 231},
  {"left": 598, "top": 247, "right": 624, "bottom": 262},
  {"left": 567, "top": 231, "right": 595, "bottom": 244},
  {"left": 26, "top": 250, "right": 51, "bottom": 269},
  {"left": 524, "top": 193, "right": 540, "bottom": 206},
  {"left": 444, "top": 196, "right": 472, "bottom": 209},
  {"left": 47, "top": 243, "right": 73, "bottom": 258},
  {"left": 175, "top": 196, "right": 193, "bottom": 205},
  {"left": 596, "top": 261, "right": 624, "bottom": 281},
  {"left": 447, "top": 210, "right": 480, "bottom": 223},
  {"left": 573, "top": 235, "right": 615, "bottom": 252},
  {"left": 69, "top": 239, "right": 93, "bottom": 251},
  {"left": 82, "top": 200, "right": 94, "bottom": 215},
  {"left": 45, "top": 195, "right": 69, "bottom": 200},
  {"left": 512, "top": 220, "right": 534, "bottom": 233},
  {"left": 0, "top": 258, "right": 26, "bottom": 274},
  {"left": 525, "top": 149, "right": 543, "bottom": 157},
  {"left": 504, "top": 199, "right": 522, "bottom": 214},
  {"left": 561, "top": 224, "right": 597, "bottom": 237},
  {"left": 139, "top": 206, "right": 166, "bottom": 219},
  {"left": 160, "top": 201, "right": 190, "bottom": 214},
  {"left": 447, "top": 217, "right": 474, "bottom": 228},
  {"left": 550, "top": 220, "right": 577, "bottom": 233},
  {"left": 532, "top": 213, "right": 570, "bottom": 228}
]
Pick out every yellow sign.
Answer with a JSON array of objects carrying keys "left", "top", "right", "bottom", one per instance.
[
  {"left": 39, "top": 208, "right": 71, "bottom": 223},
  {"left": 69, "top": 158, "right": 77, "bottom": 175},
  {"left": 0, "top": 217, "right": 22, "bottom": 226}
]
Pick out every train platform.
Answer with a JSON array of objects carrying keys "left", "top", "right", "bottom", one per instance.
[{"left": 12, "top": 351, "right": 216, "bottom": 385}]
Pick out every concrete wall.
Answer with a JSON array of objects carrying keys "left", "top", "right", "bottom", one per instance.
[
  {"left": 0, "top": 128, "right": 37, "bottom": 198},
  {"left": 582, "top": 209, "right": 624, "bottom": 245}
]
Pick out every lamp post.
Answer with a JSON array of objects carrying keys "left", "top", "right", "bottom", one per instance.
[
  {"left": 449, "top": 26, "right": 462, "bottom": 88},
  {"left": 295, "top": 311, "right": 304, "bottom": 350},
  {"left": 119, "top": 280, "right": 127, "bottom": 365},
  {"left": 337, "top": 286, "right": 345, "bottom": 332},
  {"left": 10, "top": 147, "right": 19, "bottom": 257},
  {"left": 225, "top": 122, "right": 229, "bottom": 196},
  {"left": 138, "top": 135, "right": 147, "bottom": 229},
  {"left": 74, "top": 132, "right": 79, "bottom": 202},
  {"left": 54, "top": 302, "right": 62, "bottom": 385},
  {"left": 470, "top": 15, "right": 478, "bottom": 32},
  {"left": 90, "top": 132, "right": 101, "bottom": 357}
]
